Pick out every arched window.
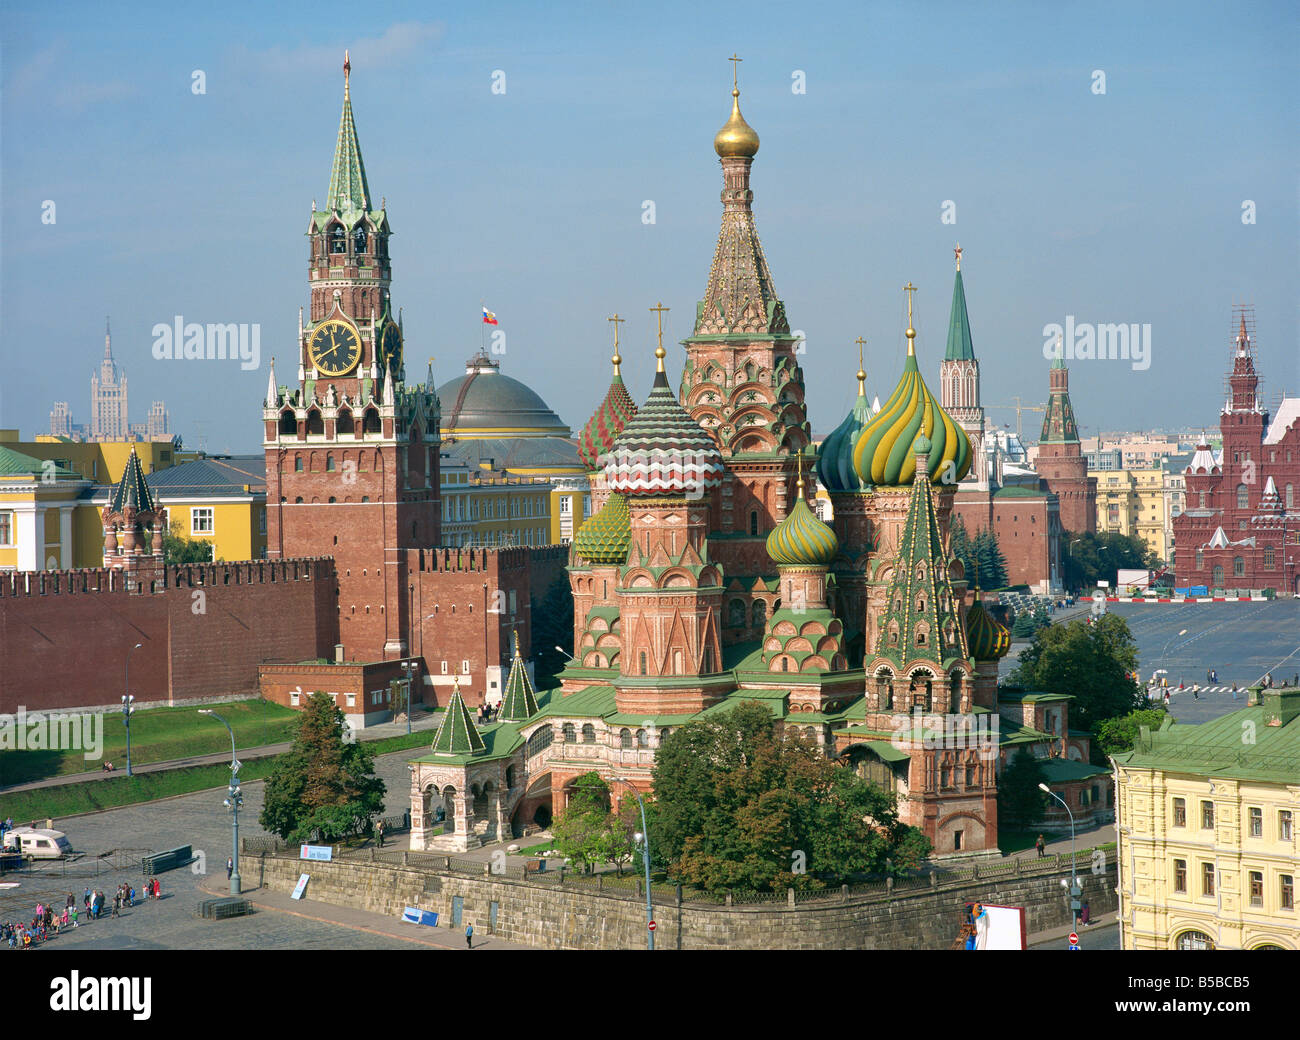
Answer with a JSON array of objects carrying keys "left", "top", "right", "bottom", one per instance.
[
  {"left": 562, "top": 722, "right": 576, "bottom": 743},
  {"left": 1263, "top": 546, "right": 1275, "bottom": 569},
  {"left": 279, "top": 411, "right": 298, "bottom": 436},
  {"left": 1234, "top": 556, "right": 1245, "bottom": 577},
  {"left": 752, "top": 600, "right": 767, "bottom": 628},
  {"left": 330, "top": 225, "right": 346, "bottom": 254},
  {"left": 353, "top": 226, "right": 368, "bottom": 256},
  {"left": 581, "top": 723, "right": 596, "bottom": 744},
  {"left": 750, "top": 511, "right": 759, "bottom": 536},
  {"left": 728, "top": 599, "right": 746, "bottom": 628},
  {"left": 620, "top": 728, "right": 632, "bottom": 749},
  {"left": 659, "top": 727, "right": 671, "bottom": 746},
  {"left": 363, "top": 407, "right": 381, "bottom": 434},
  {"left": 1212, "top": 565, "right": 1224, "bottom": 587},
  {"left": 526, "top": 725, "right": 553, "bottom": 758},
  {"left": 306, "top": 410, "right": 324, "bottom": 436},
  {"left": 337, "top": 409, "right": 354, "bottom": 436},
  {"left": 1195, "top": 549, "right": 1203, "bottom": 569},
  {"left": 326, "top": 454, "right": 335, "bottom": 472},
  {"left": 636, "top": 728, "right": 649, "bottom": 748},
  {"left": 294, "top": 456, "right": 304, "bottom": 472},
  {"left": 1287, "top": 484, "right": 1295, "bottom": 509},
  {"left": 1237, "top": 484, "right": 1249, "bottom": 509}
]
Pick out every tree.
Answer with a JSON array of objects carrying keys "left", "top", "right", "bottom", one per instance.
[
  {"left": 260, "top": 692, "right": 386, "bottom": 842},
  {"left": 530, "top": 574, "right": 574, "bottom": 689},
  {"left": 1096, "top": 708, "right": 1170, "bottom": 758},
  {"left": 1007, "top": 613, "right": 1145, "bottom": 760},
  {"left": 973, "top": 529, "right": 1009, "bottom": 589},
  {"left": 163, "top": 532, "right": 214, "bottom": 565},
  {"left": 1061, "top": 530, "right": 1157, "bottom": 592},
  {"left": 651, "top": 701, "right": 930, "bottom": 892},
  {"left": 551, "top": 772, "right": 613, "bottom": 873},
  {"left": 997, "top": 750, "right": 1048, "bottom": 828}
]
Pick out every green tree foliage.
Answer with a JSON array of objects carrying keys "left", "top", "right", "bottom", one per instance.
[
  {"left": 651, "top": 702, "right": 930, "bottom": 892},
  {"left": 163, "top": 532, "right": 215, "bottom": 565},
  {"left": 530, "top": 574, "right": 574, "bottom": 689},
  {"left": 997, "top": 750, "right": 1048, "bottom": 827},
  {"left": 1007, "top": 613, "right": 1144, "bottom": 758},
  {"left": 949, "top": 517, "right": 1008, "bottom": 590},
  {"left": 1096, "top": 707, "right": 1170, "bottom": 758},
  {"left": 551, "top": 772, "right": 613, "bottom": 873},
  {"left": 1061, "top": 530, "right": 1157, "bottom": 592},
  {"left": 259, "top": 691, "right": 386, "bottom": 842},
  {"left": 1010, "top": 605, "right": 1050, "bottom": 639}
]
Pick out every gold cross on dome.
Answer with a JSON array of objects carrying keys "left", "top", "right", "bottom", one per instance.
[
  {"left": 903, "top": 282, "right": 918, "bottom": 320},
  {"left": 729, "top": 53, "right": 742, "bottom": 89},
  {"left": 649, "top": 302, "right": 670, "bottom": 370}
]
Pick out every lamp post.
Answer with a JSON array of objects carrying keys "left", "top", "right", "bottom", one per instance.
[
  {"left": 399, "top": 658, "right": 417, "bottom": 736},
  {"left": 199, "top": 710, "right": 242, "bottom": 894},
  {"left": 1159, "top": 628, "right": 1189, "bottom": 684},
  {"left": 554, "top": 646, "right": 574, "bottom": 661},
  {"left": 123, "top": 643, "right": 143, "bottom": 776},
  {"left": 609, "top": 776, "right": 654, "bottom": 950},
  {"left": 1039, "top": 782, "right": 1080, "bottom": 928}
]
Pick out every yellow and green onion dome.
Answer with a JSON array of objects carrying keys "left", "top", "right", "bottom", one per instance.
[
  {"left": 604, "top": 349, "right": 726, "bottom": 496},
  {"left": 817, "top": 362, "right": 875, "bottom": 493},
  {"left": 578, "top": 355, "right": 637, "bottom": 472},
  {"left": 965, "top": 598, "right": 1010, "bottom": 660},
  {"left": 573, "top": 492, "right": 631, "bottom": 565},
  {"left": 853, "top": 343, "right": 971, "bottom": 487},
  {"left": 766, "top": 475, "right": 839, "bottom": 568}
]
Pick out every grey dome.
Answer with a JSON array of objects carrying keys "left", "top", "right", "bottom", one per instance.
[{"left": 437, "top": 352, "right": 571, "bottom": 438}]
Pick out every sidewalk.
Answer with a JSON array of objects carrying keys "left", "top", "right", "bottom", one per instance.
[
  {"left": 1028, "top": 910, "right": 1116, "bottom": 947},
  {"left": 1, "top": 710, "right": 445, "bottom": 794},
  {"left": 198, "top": 875, "right": 533, "bottom": 950}
]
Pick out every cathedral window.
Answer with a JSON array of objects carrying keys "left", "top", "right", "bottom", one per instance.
[
  {"left": 363, "top": 408, "right": 381, "bottom": 434},
  {"left": 636, "top": 729, "right": 649, "bottom": 748},
  {"left": 582, "top": 724, "right": 595, "bottom": 744},
  {"left": 562, "top": 723, "right": 575, "bottom": 743},
  {"left": 639, "top": 652, "right": 647, "bottom": 675},
  {"left": 620, "top": 728, "right": 632, "bottom": 749}
]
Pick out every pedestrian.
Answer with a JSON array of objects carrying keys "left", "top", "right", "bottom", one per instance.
[
  {"left": 1035, "top": 834, "right": 1045, "bottom": 859},
  {"left": 1193, "top": 684, "right": 1199, "bottom": 700},
  {"left": 465, "top": 923, "right": 473, "bottom": 949},
  {"left": 153, "top": 878, "right": 161, "bottom": 900},
  {"left": 112, "top": 890, "right": 120, "bottom": 918},
  {"left": 70, "top": 905, "right": 77, "bottom": 928},
  {"left": 376, "top": 819, "right": 385, "bottom": 848},
  {"left": 1164, "top": 691, "right": 1170, "bottom": 708},
  {"left": 227, "top": 857, "right": 234, "bottom": 881},
  {"left": 1081, "top": 900, "right": 1091, "bottom": 925}
]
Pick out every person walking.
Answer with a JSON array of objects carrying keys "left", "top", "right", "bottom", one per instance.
[
  {"left": 227, "top": 857, "right": 234, "bottom": 881},
  {"left": 1035, "top": 834, "right": 1045, "bottom": 859},
  {"left": 1080, "top": 900, "right": 1091, "bottom": 926},
  {"left": 465, "top": 923, "right": 473, "bottom": 949},
  {"left": 376, "top": 819, "right": 385, "bottom": 848},
  {"left": 1193, "top": 684, "right": 1200, "bottom": 700}
]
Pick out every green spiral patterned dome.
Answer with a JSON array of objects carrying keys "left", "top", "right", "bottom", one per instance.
[
  {"left": 766, "top": 492, "right": 839, "bottom": 568},
  {"left": 853, "top": 351, "right": 971, "bottom": 486},
  {"left": 573, "top": 492, "right": 631, "bottom": 565},
  {"left": 817, "top": 386, "right": 874, "bottom": 493},
  {"left": 965, "top": 599, "right": 1010, "bottom": 660}
]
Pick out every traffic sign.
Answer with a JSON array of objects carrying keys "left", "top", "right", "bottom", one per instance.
[
  {"left": 1068, "top": 932, "right": 1078, "bottom": 944},
  {"left": 648, "top": 920, "right": 656, "bottom": 931}
]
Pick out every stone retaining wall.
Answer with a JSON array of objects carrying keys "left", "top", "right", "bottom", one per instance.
[{"left": 257, "top": 853, "right": 1117, "bottom": 949}]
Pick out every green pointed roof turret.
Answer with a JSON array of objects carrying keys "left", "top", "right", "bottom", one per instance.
[
  {"left": 1040, "top": 337, "right": 1080, "bottom": 444},
  {"left": 327, "top": 51, "right": 372, "bottom": 216},
  {"left": 578, "top": 318, "right": 638, "bottom": 471},
  {"left": 768, "top": 453, "right": 838, "bottom": 567},
  {"left": 429, "top": 679, "right": 485, "bottom": 756},
  {"left": 573, "top": 491, "right": 631, "bottom": 565},
  {"left": 499, "top": 636, "right": 541, "bottom": 722},
  {"left": 817, "top": 337, "right": 875, "bottom": 493},
  {"left": 872, "top": 438, "right": 969, "bottom": 667},
  {"left": 944, "top": 245, "right": 975, "bottom": 361},
  {"left": 110, "top": 446, "right": 157, "bottom": 515}
]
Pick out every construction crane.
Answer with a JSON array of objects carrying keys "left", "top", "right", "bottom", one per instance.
[{"left": 988, "top": 397, "right": 1047, "bottom": 439}]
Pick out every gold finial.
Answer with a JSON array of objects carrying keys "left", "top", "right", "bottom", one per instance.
[
  {"left": 973, "top": 557, "right": 980, "bottom": 592},
  {"left": 608, "top": 313, "right": 624, "bottom": 374},
  {"left": 715, "top": 55, "right": 759, "bottom": 158},
  {"left": 343, "top": 50, "right": 351, "bottom": 99},
  {"left": 954, "top": 243, "right": 962, "bottom": 271},
  {"left": 796, "top": 447, "right": 805, "bottom": 491},
  {"left": 650, "top": 302, "right": 670, "bottom": 372},
  {"left": 854, "top": 336, "right": 867, "bottom": 394},
  {"left": 903, "top": 282, "right": 918, "bottom": 355}
]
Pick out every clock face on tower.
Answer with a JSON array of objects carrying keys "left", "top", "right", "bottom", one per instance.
[
  {"left": 380, "top": 322, "right": 402, "bottom": 370},
  {"left": 308, "top": 319, "right": 361, "bottom": 376}
]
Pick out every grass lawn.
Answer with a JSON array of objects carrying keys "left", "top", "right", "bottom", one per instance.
[
  {"left": 998, "top": 828, "right": 1044, "bottom": 854},
  {"left": 516, "top": 839, "right": 556, "bottom": 857},
  {"left": 0, "top": 698, "right": 303, "bottom": 787}
]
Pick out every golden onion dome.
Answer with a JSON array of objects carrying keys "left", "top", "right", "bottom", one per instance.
[
  {"left": 573, "top": 492, "right": 631, "bottom": 565},
  {"left": 766, "top": 466, "right": 838, "bottom": 568},
  {"left": 714, "top": 88, "right": 760, "bottom": 158}
]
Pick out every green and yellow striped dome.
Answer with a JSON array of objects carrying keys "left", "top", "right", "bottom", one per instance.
[
  {"left": 573, "top": 492, "right": 631, "bottom": 565},
  {"left": 766, "top": 491, "right": 839, "bottom": 568},
  {"left": 853, "top": 349, "right": 971, "bottom": 487},
  {"left": 965, "top": 598, "right": 1010, "bottom": 660}
]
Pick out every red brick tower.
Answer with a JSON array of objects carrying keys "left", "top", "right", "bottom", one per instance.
[
  {"left": 263, "top": 54, "right": 440, "bottom": 661},
  {"left": 680, "top": 64, "right": 809, "bottom": 571},
  {"left": 1035, "top": 342, "right": 1096, "bottom": 534}
]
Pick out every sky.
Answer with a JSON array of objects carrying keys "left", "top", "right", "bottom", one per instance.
[{"left": 1, "top": 1, "right": 1296, "bottom": 455}]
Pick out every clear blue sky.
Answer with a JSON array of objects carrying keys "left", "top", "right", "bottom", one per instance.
[{"left": 2, "top": 1, "right": 1296, "bottom": 454}]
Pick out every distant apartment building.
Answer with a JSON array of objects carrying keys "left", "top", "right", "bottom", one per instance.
[
  {"left": 1081, "top": 434, "right": 1186, "bottom": 470},
  {"left": 1091, "top": 465, "right": 1171, "bottom": 562},
  {"left": 49, "top": 319, "right": 169, "bottom": 442}
]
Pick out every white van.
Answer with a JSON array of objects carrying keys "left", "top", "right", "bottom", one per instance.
[{"left": 1, "top": 827, "right": 72, "bottom": 859}]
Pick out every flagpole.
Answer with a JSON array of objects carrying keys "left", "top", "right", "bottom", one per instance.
[{"left": 480, "top": 299, "right": 486, "bottom": 355}]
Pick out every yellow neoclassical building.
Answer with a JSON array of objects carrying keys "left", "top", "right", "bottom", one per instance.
[
  {"left": 439, "top": 457, "right": 554, "bottom": 548},
  {"left": 1114, "top": 688, "right": 1300, "bottom": 950},
  {"left": 1091, "top": 465, "right": 1170, "bottom": 562}
]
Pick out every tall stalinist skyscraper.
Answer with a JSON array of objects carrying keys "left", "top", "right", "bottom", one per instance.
[{"left": 90, "top": 318, "right": 129, "bottom": 439}]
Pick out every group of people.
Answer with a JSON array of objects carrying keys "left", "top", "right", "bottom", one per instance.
[{"left": 2, "top": 879, "right": 163, "bottom": 950}]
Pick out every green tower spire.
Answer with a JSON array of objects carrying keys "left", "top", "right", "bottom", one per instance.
[
  {"left": 944, "top": 248, "right": 975, "bottom": 361},
  {"left": 327, "top": 51, "right": 372, "bottom": 216},
  {"left": 874, "top": 435, "right": 968, "bottom": 668},
  {"left": 1040, "top": 338, "right": 1080, "bottom": 443},
  {"left": 499, "top": 636, "right": 540, "bottom": 722},
  {"left": 429, "top": 680, "right": 485, "bottom": 756}
]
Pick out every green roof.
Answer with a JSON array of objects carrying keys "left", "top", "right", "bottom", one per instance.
[
  {"left": 1114, "top": 690, "right": 1300, "bottom": 783},
  {"left": 1037, "top": 758, "right": 1110, "bottom": 783},
  {"left": 0, "top": 446, "right": 80, "bottom": 481},
  {"left": 998, "top": 689, "right": 1073, "bottom": 703},
  {"left": 944, "top": 267, "right": 975, "bottom": 361},
  {"left": 536, "top": 683, "right": 618, "bottom": 719},
  {"left": 428, "top": 684, "right": 485, "bottom": 756},
  {"left": 864, "top": 739, "right": 911, "bottom": 763},
  {"left": 992, "top": 485, "right": 1048, "bottom": 499},
  {"left": 499, "top": 643, "right": 540, "bottom": 722},
  {"left": 411, "top": 720, "right": 520, "bottom": 766},
  {"left": 110, "top": 449, "right": 158, "bottom": 514},
  {"left": 327, "top": 68, "right": 372, "bottom": 215}
]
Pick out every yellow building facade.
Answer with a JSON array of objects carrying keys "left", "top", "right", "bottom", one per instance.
[
  {"left": 1115, "top": 690, "right": 1300, "bottom": 950},
  {"left": 1092, "top": 465, "right": 1170, "bottom": 562},
  {"left": 0, "top": 430, "right": 178, "bottom": 484}
]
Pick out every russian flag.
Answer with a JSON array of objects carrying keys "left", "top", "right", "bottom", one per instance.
[{"left": 482, "top": 307, "right": 498, "bottom": 325}]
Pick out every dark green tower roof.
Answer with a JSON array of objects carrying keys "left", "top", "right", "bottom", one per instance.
[
  {"left": 110, "top": 448, "right": 157, "bottom": 515},
  {"left": 499, "top": 640, "right": 540, "bottom": 722},
  {"left": 944, "top": 266, "right": 975, "bottom": 362},
  {"left": 429, "top": 681, "right": 485, "bottom": 756},
  {"left": 327, "top": 53, "right": 372, "bottom": 216}
]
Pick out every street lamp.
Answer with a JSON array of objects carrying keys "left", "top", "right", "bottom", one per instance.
[
  {"left": 199, "top": 710, "right": 242, "bottom": 895},
  {"left": 609, "top": 776, "right": 654, "bottom": 950},
  {"left": 123, "top": 643, "right": 143, "bottom": 776},
  {"left": 1039, "top": 782, "right": 1080, "bottom": 928},
  {"left": 554, "top": 646, "right": 574, "bottom": 661},
  {"left": 399, "top": 658, "right": 418, "bottom": 736}
]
